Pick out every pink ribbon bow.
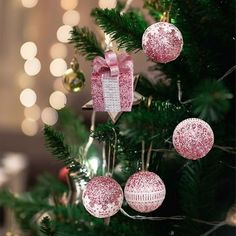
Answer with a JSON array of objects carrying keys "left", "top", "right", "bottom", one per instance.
[{"left": 92, "top": 50, "right": 133, "bottom": 77}]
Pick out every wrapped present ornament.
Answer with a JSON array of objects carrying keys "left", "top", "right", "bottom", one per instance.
[{"left": 91, "top": 50, "right": 134, "bottom": 112}]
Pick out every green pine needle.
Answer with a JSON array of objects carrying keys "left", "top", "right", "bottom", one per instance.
[
  {"left": 69, "top": 27, "right": 104, "bottom": 60},
  {"left": 91, "top": 8, "right": 148, "bottom": 52}
]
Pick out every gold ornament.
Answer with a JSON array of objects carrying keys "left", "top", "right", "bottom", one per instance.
[{"left": 63, "top": 57, "right": 85, "bottom": 92}]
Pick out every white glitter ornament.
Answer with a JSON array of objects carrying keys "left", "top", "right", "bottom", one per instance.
[
  {"left": 142, "top": 22, "right": 183, "bottom": 63},
  {"left": 124, "top": 171, "right": 166, "bottom": 213},
  {"left": 172, "top": 118, "right": 214, "bottom": 160},
  {"left": 82, "top": 176, "right": 123, "bottom": 218}
]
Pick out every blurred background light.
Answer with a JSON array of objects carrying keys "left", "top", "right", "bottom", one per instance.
[
  {"left": 20, "top": 88, "right": 37, "bottom": 107},
  {"left": 20, "top": 41, "right": 37, "bottom": 60},
  {"left": 63, "top": 10, "right": 80, "bottom": 26},
  {"left": 60, "top": 0, "right": 78, "bottom": 10},
  {"left": 21, "top": 118, "right": 38, "bottom": 136},
  {"left": 41, "top": 107, "right": 58, "bottom": 125},
  {"left": 24, "top": 104, "right": 41, "bottom": 121},
  {"left": 56, "top": 25, "right": 73, "bottom": 43},
  {"left": 49, "top": 91, "right": 67, "bottom": 110},
  {"left": 49, "top": 58, "right": 67, "bottom": 77},
  {"left": 21, "top": 0, "right": 38, "bottom": 8},
  {"left": 24, "top": 58, "right": 41, "bottom": 76},
  {"left": 49, "top": 43, "right": 68, "bottom": 59}
]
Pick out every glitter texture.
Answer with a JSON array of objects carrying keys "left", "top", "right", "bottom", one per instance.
[
  {"left": 82, "top": 176, "right": 123, "bottom": 218},
  {"left": 142, "top": 22, "right": 183, "bottom": 63},
  {"left": 91, "top": 51, "right": 133, "bottom": 111},
  {"left": 172, "top": 118, "right": 214, "bottom": 160},
  {"left": 124, "top": 171, "right": 166, "bottom": 213}
]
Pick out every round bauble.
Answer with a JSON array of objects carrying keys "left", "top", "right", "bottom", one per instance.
[
  {"left": 172, "top": 118, "right": 214, "bottom": 160},
  {"left": 63, "top": 68, "right": 85, "bottom": 92},
  {"left": 124, "top": 171, "right": 166, "bottom": 213},
  {"left": 58, "top": 167, "right": 69, "bottom": 183},
  {"left": 142, "top": 22, "right": 183, "bottom": 63},
  {"left": 82, "top": 176, "right": 123, "bottom": 218}
]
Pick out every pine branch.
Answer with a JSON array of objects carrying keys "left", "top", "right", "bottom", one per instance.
[
  {"left": 44, "top": 125, "right": 81, "bottom": 171},
  {"left": 91, "top": 8, "right": 148, "bottom": 52},
  {"left": 69, "top": 27, "right": 104, "bottom": 60}
]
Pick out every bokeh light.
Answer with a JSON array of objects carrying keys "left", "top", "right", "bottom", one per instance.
[
  {"left": 63, "top": 10, "right": 80, "bottom": 26},
  {"left": 60, "top": 0, "right": 78, "bottom": 10},
  {"left": 41, "top": 107, "right": 58, "bottom": 125},
  {"left": 99, "top": 0, "right": 117, "bottom": 9},
  {"left": 50, "top": 58, "right": 67, "bottom": 77},
  {"left": 24, "top": 104, "right": 41, "bottom": 121},
  {"left": 21, "top": 0, "right": 38, "bottom": 8},
  {"left": 20, "top": 88, "right": 37, "bottom": 107},
  {"left": 20, "top": 41, "right": 37, "bottom": 60},
  {"left": 17, "top": 72, "right": 35, "bottom": 89},
  {"left": 21, "top": 119, "right": 38, "bottom": 136},
  {"left": 57, "top": 25, "right": 73, "bottom": 43},
  {"left": 49, "top": 91, "right": 67, "bottom": 110},
  {"left": 49, "top": 43, "right": 68, "bottom": 59},
  {"left": 24, "top": 58, "right": 41, "bottom": 76}
]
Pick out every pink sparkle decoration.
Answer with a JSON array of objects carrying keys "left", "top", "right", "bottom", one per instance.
[
  {"left": 124, "top": 171, "right": 166, "bottom": 213},
  {"left": 82, "top": 176, "right": 123, "bottom": 218},
  {"left": 142, "top": 22, "right": 183, "bottom": 63},
  {"left": 172, "top": 118, "right": 214, "bottom": 160}
]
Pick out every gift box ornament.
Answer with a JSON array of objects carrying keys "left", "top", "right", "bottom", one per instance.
[{"left": 91, "top": 50, "right": 134, "bottom": 112}]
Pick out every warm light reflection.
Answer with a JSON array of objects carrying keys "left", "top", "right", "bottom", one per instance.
[
  {"left": 20, "top": 88, "right": 37, "bottom": 107},
  {"left": 50, "top": 58, "right": 67, "bottom": 77},
  {"left": 57, "top": 25, "right": 73, "bottom": 43},
  {"left": 17, "top": 73, "right": 35, "bottom": 89},
  {"left": 24, "top": 58, "right": 41, "bottom": 76},
  {"left": 21, "top": 0, "right": 38, "bottom": 8},
  {"left": 60, "top": 0, "right": 78, "bottom": 10},
  {"left": 24, "top": 104, "right": 41, "bottom": 121},
  {"left": 99, "top": 0, "right": 117, "bottom": 9},
  {"left": 63, "top": 10, "right": 80, "bottom": 26},
  {"left": 49, "top": 43, "right": 68, "bottom": 59},
  {"left": 20, "top": 41, "right": 37, "bottom": 60},
  {"left": 41, "top": 107, "right": 58, "bottom": 125},
  {"left": 49, "top": 91, "right": 67, "bottom": 110},
  {"left": 21, "top": 119, "right": 38, "bottom": 136}
]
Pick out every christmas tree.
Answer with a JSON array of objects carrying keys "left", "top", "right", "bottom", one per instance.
[{"left": 0, "top": 0, "right": 235, "bottom": 235}]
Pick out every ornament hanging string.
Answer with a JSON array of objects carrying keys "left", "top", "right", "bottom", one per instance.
[
  {"left": 102, "top": 141, "right": 107, "bottom": 175},
  {"left": 107, "top": 141, "right": 111, "bottom": 175},
  {"left": 141, "top": 140, "right": 145, "bottom": 171},
  {"left": 146, "top": 141, "right": 153, "bottom": 170},
  {"left": 111, "top": 128, "right": 118, "bottom": 175}
]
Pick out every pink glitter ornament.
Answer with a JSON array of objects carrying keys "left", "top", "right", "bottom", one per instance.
[
  {"left": 124, "top": 171, "right": 166, "bottom": 213},
  {"left": 142, "top": 22, "right": 183, "bottom": 63},
  {"left": 91, "top": 50, "right": 133, "bottom": 112},
  {"left": 172, "top": 118, "right": 214, "bottom": 160},
  {"left": 82, "top": 176, "right": 123, "bottom": 218}
]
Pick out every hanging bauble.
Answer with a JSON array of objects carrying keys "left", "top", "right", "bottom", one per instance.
[
  {"left": 82, "top": 176, "right": 123, "bottom": 218},
  {"left": 142, "top": 22, "right": 183, "bottom": 63},
  {"left": 172, "top": 118, "right": 214, "bottom": 160},
  {"left": 124, "top": 171, "right": 166, "bottom": 213},
  {"left": 58, "top": 166, "right": 69, "bottom": 183},
  {"left": 63, "top": 57, "right": 85, "bottom": 92}
]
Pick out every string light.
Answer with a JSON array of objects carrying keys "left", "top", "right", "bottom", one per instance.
[
  {"left": 21, "top": 118, "right": 38, "bottom": 136},
  {"left": 98, "top": 0, "right": 117, "bottom": 9},
  {"left": 20, "top": 42, "right": 37, "bottom": 60},
  {"left": 21, "top": 0, "right": 38, "bottom": 8},
  {"left": 24, "top": 104, "right": 41, "bottom": 121},
  {"left": 24, "top": 58, "right": 41, "bottom": 76},
  {"left": 63, "top": 10, "right": 80, "bottom": 26},
  {"left": 20, "top": 88, "right": 37, "bottom": 107},
  {"left": 57, "top": 25, "right": 73, "bottom": 43},
  {"left": 50, "top": 58, "right": 67, "bottom": 77},
  {"left": 49, "top": 43, "right": 68, "bottom": 59},
  {"left": 49, "top": 91, "right": 67, "bottom": 110},
  {"left": 41, "top": 107, "right": 58, "bottom": 125},
  {"left": 60, "top": 0, "right": 78, "bottom": 10}
]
